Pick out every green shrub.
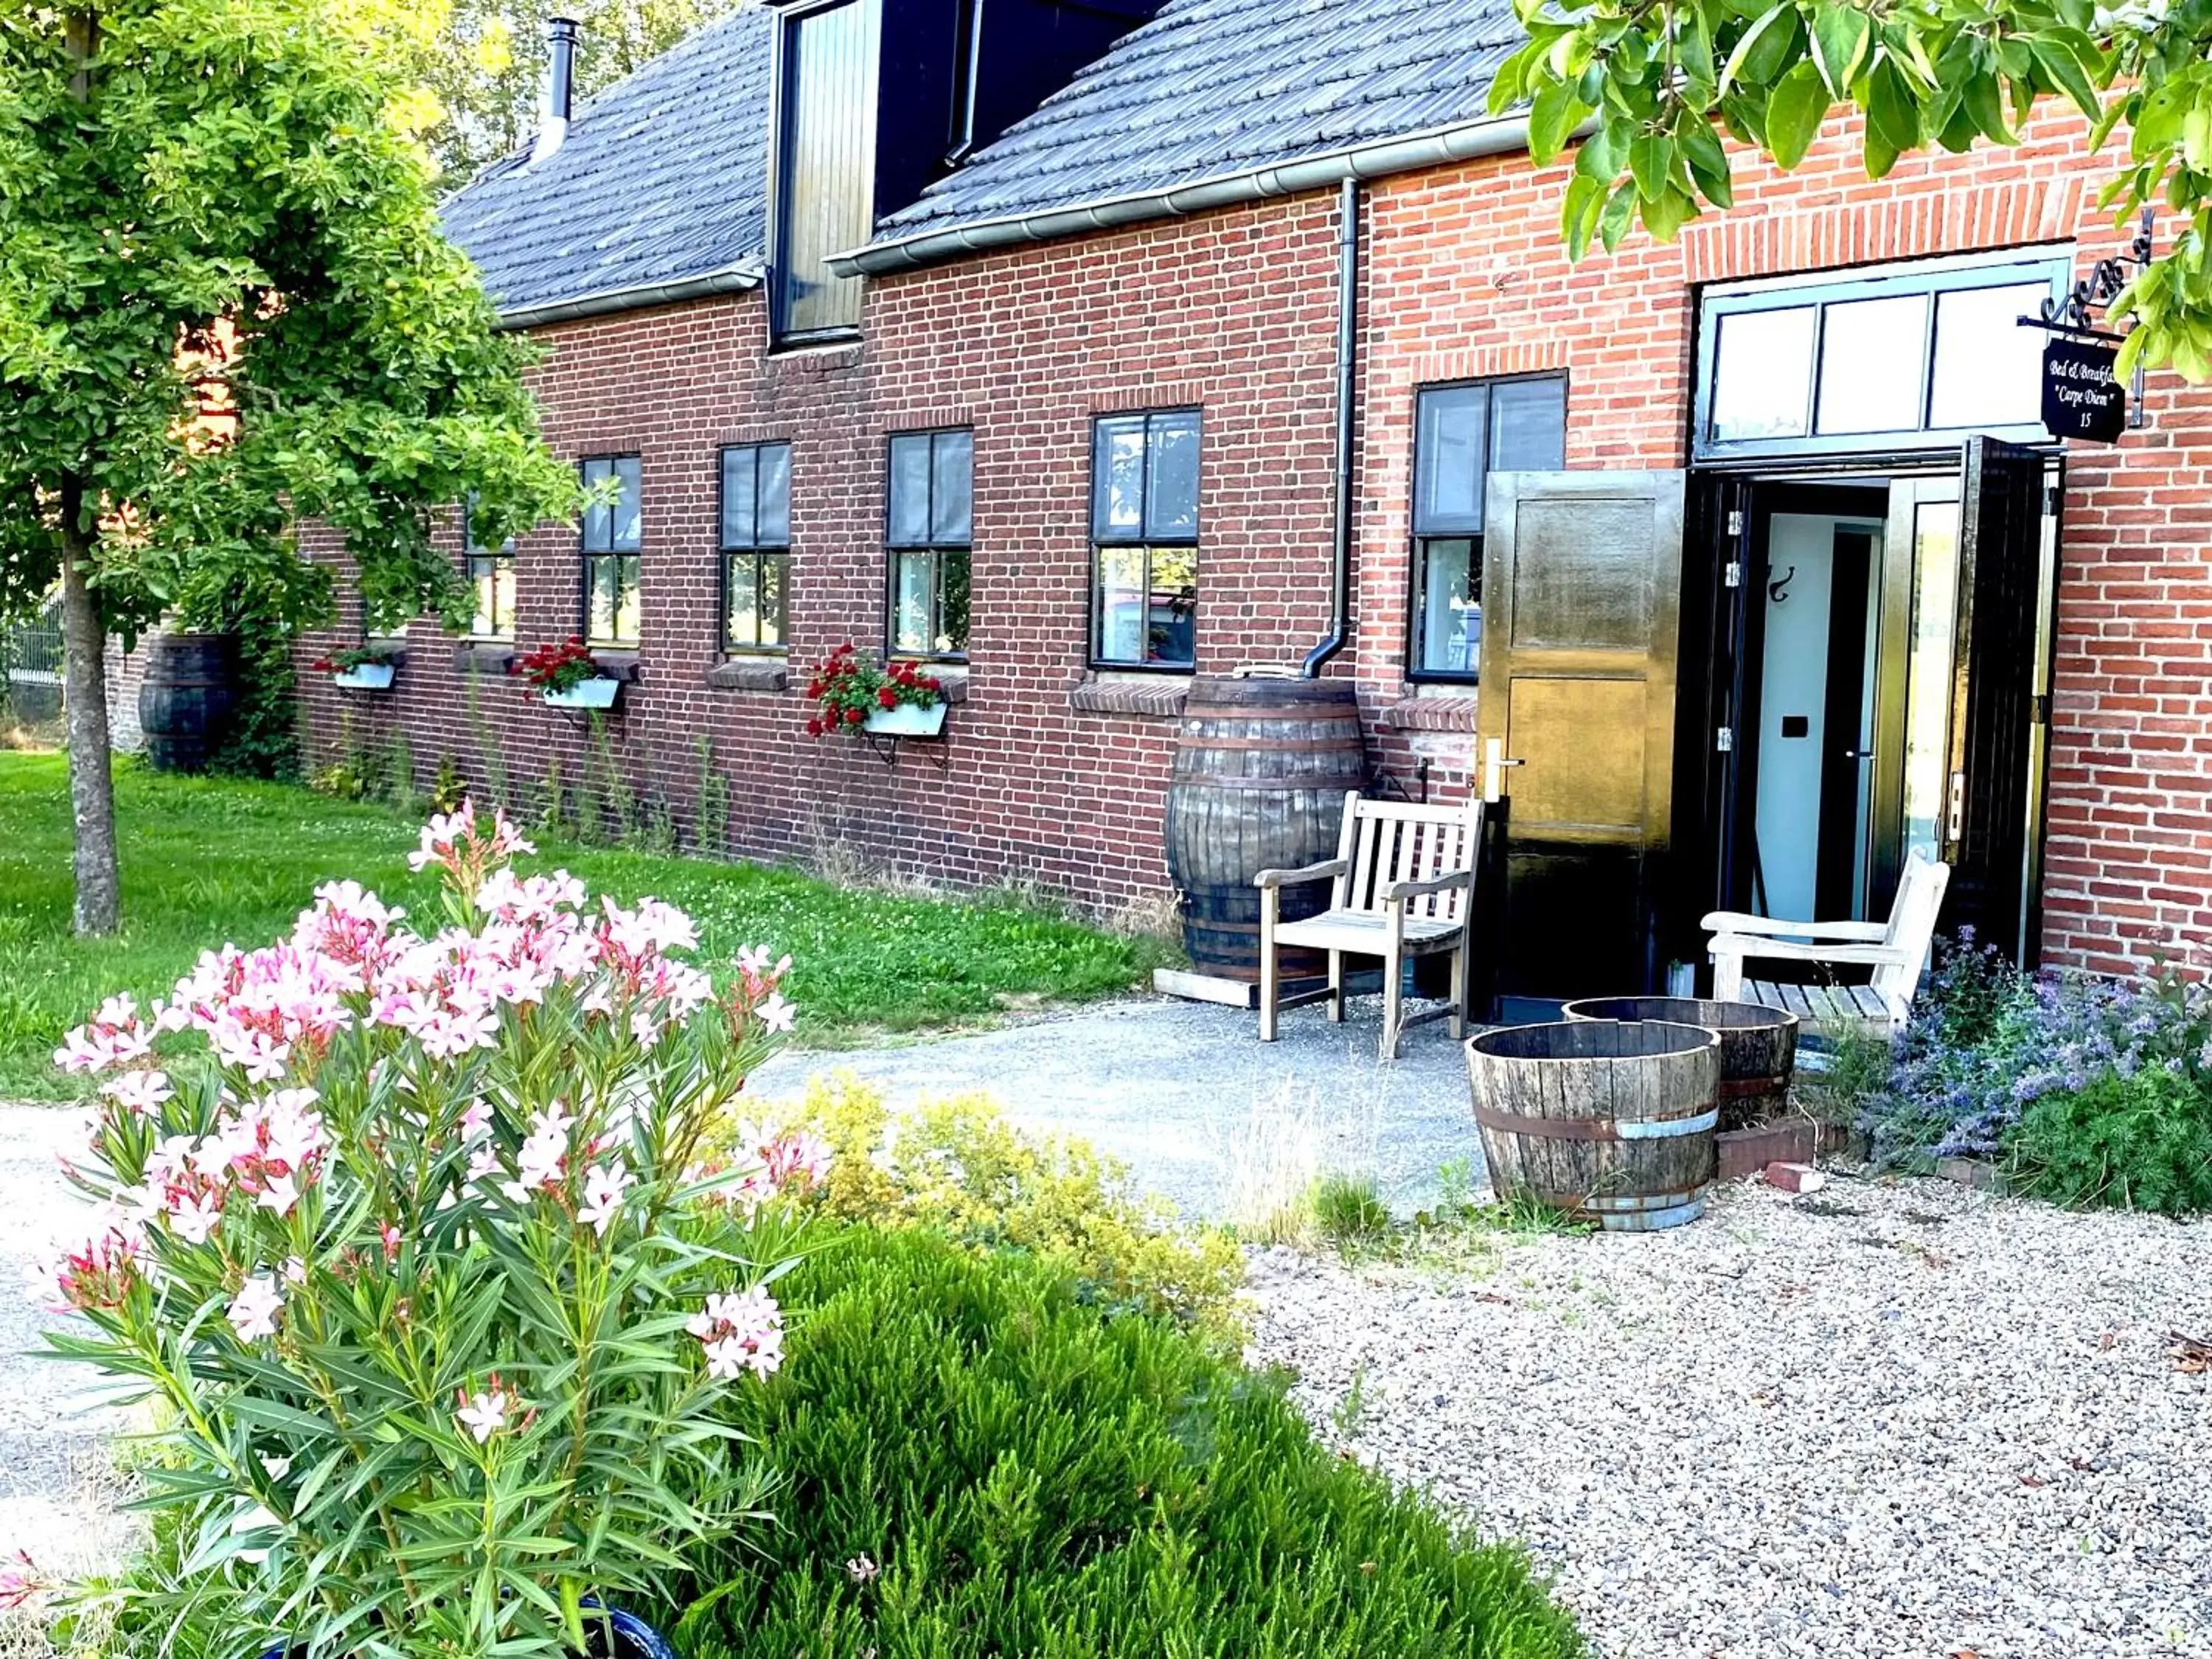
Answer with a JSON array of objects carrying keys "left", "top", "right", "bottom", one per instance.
[
  {"left": 1312, "top": 1172, "right": 1392, "bottom": 1253},
  {"left": 774, "top": 1073, "right": 1247, "bottom": 1347},
  {"left": 2007, "top": 1063, "right": 2212, "bottom": 1215},
  {"left": 688, "top": 1226, "right": 1582, "bottom": 1659}
]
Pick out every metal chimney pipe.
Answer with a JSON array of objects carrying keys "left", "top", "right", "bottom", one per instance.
[{"left": 532, "top": 17, "right": 580, "bottom": 164}]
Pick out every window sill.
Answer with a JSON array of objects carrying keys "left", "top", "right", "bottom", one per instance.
[
  {"left": 589, "top": 651, "right": 641, "bottom": 684},
  {"left": 1382, "top": 694, "right": 1478, "bottom": 733},
  {"left": 706, "top": 658, "right": 789, "bottom": 693},
  {"left": 1070, "top": 675, "right": 1190, "bottom": 718},
  {"left": 451, "top": 643, "right": 515, "bottom": 675}
]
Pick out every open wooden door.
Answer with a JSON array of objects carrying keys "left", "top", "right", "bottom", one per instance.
[
  {"left": 1477, "top": 470, "right": 1688, "bottom": 1001},
  {"left": 1944, "top": 436, "right": 2054, "bottom": 959}
]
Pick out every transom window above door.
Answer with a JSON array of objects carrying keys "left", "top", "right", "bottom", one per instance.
[{"left": 1695, "top": 250, "right": 2074, "bottom": 460}]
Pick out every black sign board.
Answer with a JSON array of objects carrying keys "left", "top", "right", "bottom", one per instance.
[{"left": 2041, "top": 336, "right": 2126, "bottom": 442}]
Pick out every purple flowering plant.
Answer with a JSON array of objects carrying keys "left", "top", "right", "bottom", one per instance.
[
  {"left": 1864, "top": 930, "right": 2212, "bottom": 1177},
  {"left": 31, "top": 804, "right": 827, "bottom": 1659}
]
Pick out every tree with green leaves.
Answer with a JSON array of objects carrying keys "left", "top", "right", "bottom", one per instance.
[
  {"left": 1492, "top": 0, "right": 2212, "bottom": 378},
  {"left": 369, "top": 0, "right": 744, "bottom": 186},
  {"left": 0, "top": 0, "right": 576, "bottom": 936}
]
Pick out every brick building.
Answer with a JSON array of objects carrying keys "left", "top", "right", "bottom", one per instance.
[{"left": 301, "top": 0, "right": 2212, "bottom": 1004}]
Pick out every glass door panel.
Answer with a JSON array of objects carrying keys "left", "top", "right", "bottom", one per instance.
[
  {"left": 1900, "top": 498, "right": 1961, "bottom": 871},
  {"left": 1869, "top": 476, "right": 1962, "bottom": 908}
]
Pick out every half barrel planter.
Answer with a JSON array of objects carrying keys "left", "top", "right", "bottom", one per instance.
[
  {"left": 1163, "top": 675, "right": 1367, "bottom": 984},
  {"left": 1562, "top": 995, "right": 1803, "bottom": 1181},
  {"left": 139, "top": 631, "right": 237, "bottom": 773},
  {"left": 1466, "top": 1020, "right": 1721, "bottom": 1231}
]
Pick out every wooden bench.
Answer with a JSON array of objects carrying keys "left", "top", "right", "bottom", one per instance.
[
  {"left": 1255, "top": 793, "right": 1482, "bottom": 1060},
  {"left": 1703, "top": 852, "right": 1950, "bottom": 1045}
]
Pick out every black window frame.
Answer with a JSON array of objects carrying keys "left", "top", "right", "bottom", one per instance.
[
  {"left": 768, "top": 0, "right": 876, "bottom": 346},
  {"left": 461, "top": 495, "right": 517, "bottom": 642},
  {"left": 1405, "top": 372, "right": 1568, "bottom": 685},
  {"left": 884, "top": 428, "right": 973, "bottom": 663},
  {"left": 1088, "top": 408, "right": 1200, "bottom": 672},
  {"left": 578, "top": 454, "right": 642, "bottom": 650},
  {"left": 719, "top": 441, "right": 793, "bottom": 655},
  {"left": 1691, "top": 249, "right": 2076, "bottom": 463}
]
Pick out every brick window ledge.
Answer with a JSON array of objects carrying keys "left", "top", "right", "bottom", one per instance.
[
  {"left": 1070, "top": 677, "right": 1189, "bottom": 718},
  {"left": 1382, "top": 694, "right": 1478, "bottom": 733},
  {"left": 707, "top": 658, "right": 789, "bottom": 693},
  {"left": 590, "top": 651, "right": 641, "bottom": 684},
  {"left": 451, "top": 643, "right": 515, "bottom": 675}
]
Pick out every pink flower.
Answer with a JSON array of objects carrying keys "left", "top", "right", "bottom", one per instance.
[
  {"left": 576, "top": 1161, "right": 633, "bottom": 1237},
  {"left": 42, "top": 1223, "right": 139, "bottom": 1313},
  {"left": 689, "top": 1285, "right": 784, "bottom": 1381},
  {"left": 0, "top": 1551, "right": 44, "bottom": 1612},
  {"left": 167, "top": 1186, "right": 224, "bottom": 1245},
  {"left": 53, "top": 995, "right": 154, "bottom": 1075},
  {"left": 227, "top": 1275, "right": 283, "bottom": 1342},
  {"left": 100, "top": 1069, "right": 174, "bottom": 1116},
  {"left": 501, "top": 1105, "right": 574, "bottom": 1200}
]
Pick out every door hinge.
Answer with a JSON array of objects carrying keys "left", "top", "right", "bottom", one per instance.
[
  {"left": 2031, "top": 692, "right": 2051, "bottom": 726},
  {"left": 1725, "top": 509, "right": 1745, "bottom": 538},
  {"left": 1716, "top": 726, "right": 1734, "bottom": 753},
  {"left": 1724, "top": 560, "right": 1743, "bottom": 588}
]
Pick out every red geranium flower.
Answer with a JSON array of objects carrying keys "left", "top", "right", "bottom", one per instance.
[{"left": 844, "top": 706, "right": 863, "bottom": 725}]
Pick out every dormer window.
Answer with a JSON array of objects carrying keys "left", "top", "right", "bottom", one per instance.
[{"left": 772, "top": 0, "right": 877, "bottom": 341}]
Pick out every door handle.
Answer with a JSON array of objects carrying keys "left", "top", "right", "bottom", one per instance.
[
  {"left": 1843, "top": 748, "right": 1877, "bottom": 763},
  {"left": 1481, "top": 738, "right": 1525, "bottom": 804}
]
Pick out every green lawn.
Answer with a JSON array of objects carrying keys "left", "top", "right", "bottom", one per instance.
[{"left": 0, "top": 751, "right": 1169, "bottom": 1100}]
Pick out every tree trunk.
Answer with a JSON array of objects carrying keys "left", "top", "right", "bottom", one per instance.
[{"left": 60, "top": 475, "right": 120, "bottom": 936}]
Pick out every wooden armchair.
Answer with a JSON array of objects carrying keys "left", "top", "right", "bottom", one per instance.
[
  {"left": 1704, "top": 852, "right": 1950, "bottom": 1040},
  {"left": 1254, "top": 793, "right": 1483, "bottom": 1060}
]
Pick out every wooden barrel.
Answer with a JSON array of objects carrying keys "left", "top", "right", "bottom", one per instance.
[
  {"left": 1162, "top": 676, "right": 1368, "bottom": 982},
  {"left": 1465, "top": 1020, "right": 1720, "bottom": 1231},
  {"left": 1562, "top": 996, "right": 1800, "bottom": 1132},
  {"left": 137, "top": 632, "right": 236, "bottom": 774}
]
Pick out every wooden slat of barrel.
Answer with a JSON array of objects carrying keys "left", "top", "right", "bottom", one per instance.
[
  {"left": 1163, "top": 675, "right": 1368, "bottom": 982},
  {"left": 137, "top": 632, "right": 237, "bottom": 775},
  {"left": 1562, "top": 995, "right": 1799, "bottom": 1132},
  {"left": 1466, "top": 1020, "right": 1720, "bottom": 1230}
]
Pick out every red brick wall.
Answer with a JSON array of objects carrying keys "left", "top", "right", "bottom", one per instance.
[{"left": 302, "top": 105, "right": 2212, "bottom": 975}]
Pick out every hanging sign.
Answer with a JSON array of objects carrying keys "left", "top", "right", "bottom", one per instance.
[{"left": 2040, "top": 336, "right": 2125, "bottom": 443}]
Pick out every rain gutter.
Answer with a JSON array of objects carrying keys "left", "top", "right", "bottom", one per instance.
[
  {"left": 827, "top": 108, "right": 1543, "bottom": 277},
  {"left": 495, "top": 262, "right": 766, "bottom": 332}
]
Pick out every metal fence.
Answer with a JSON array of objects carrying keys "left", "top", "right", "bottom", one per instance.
[{"left": 2, "top": 600, "right": 63, "bottom": 684}]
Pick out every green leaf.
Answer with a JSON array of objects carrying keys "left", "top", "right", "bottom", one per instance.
[
  {"left": 1599, "top": 178, "right": 1641, "bottom": 251},
  {"left": 1811, "top": 4, "right": 1871, "bottom": 97},
  {"left": 1720, "top": 4, "right": 1796, "bottom": 93},
  {"left": 1865, "top": 58, "right": 1921, "bottom": 153},
  {"left": 1766, "top": 61, "right": 1832, "bottom": 168},
  {"left": 1528, "top": 80, "right": 1584, "bottom": 163},
  {"left": 1964, "top": 69, "right": 2015, "bottom": 145},
  {"left": 1680, "top": 121, "right": 1736, "bottom": 206},
  {"left": 1628, "top": 134, "right": 1673, "bottom": 200}
]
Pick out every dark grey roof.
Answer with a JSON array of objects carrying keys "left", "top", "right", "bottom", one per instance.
[
  {"left": 440, "top": 5, "right": 773, "bottom": 321},
  {"left": 874, "top": 0, "right": 1524, "bottom": 246}
]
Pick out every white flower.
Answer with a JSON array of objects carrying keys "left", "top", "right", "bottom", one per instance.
[
  {"left": 576, "top": 1161, "right": 633, "bottom": 1237},
  {"left": 226, "top": 1276, "right": 283, "bottom": 1342},
  {"left": 756, "top": 992, "right": 796, "bottom": 1034},
  {"left": 254, "top": 1172, "right": 301, "bottom": 1218},
  {"left": 454, "top": 1384, "right": 519, "bottom": 1444},
  {"left": 100, "top": 1070, "right": 174, "bottom": 1116}
]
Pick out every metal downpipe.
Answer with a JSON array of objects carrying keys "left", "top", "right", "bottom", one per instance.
[{"left": 1301, "top": 175, "right": 1360, "bottom": 678}]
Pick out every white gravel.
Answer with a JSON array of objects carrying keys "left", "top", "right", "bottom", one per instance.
[{"left": 1248, "top": 1175, "right": 2212, "bottom": 1659}]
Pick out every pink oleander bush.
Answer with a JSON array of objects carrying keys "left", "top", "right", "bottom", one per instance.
[{"left": 33, "top": 803, "right": 826, "bottom": 1659}]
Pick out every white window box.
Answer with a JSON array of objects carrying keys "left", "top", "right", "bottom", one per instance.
[
  {"left": 864, "top": 702, "right": 945, "bottom": 737},
  {"left": 544, "top": 678, "right": 620, "bottom": 710},
  {"left": 332, "top": 663, "right": 396, "bottom": 691}
]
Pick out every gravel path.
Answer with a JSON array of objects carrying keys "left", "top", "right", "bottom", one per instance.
[
  {"left": 0, "top": 1105, "right": 138, "bottom": 1612},
  {"left": 758, "top": 994, "right": 1477, "bottom": 1220},
  {"left": 1248, "top": 1175, "right": 2212, "bottom": 1659}
]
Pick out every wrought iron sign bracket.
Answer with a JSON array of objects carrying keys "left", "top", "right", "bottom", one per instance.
[{"left": 2017, "top": 208, "right": 2154, "bottom": 429}]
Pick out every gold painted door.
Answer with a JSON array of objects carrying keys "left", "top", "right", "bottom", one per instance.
[{"left": 1477, "top": 470, "right": 1687, "bottom": 1000}]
